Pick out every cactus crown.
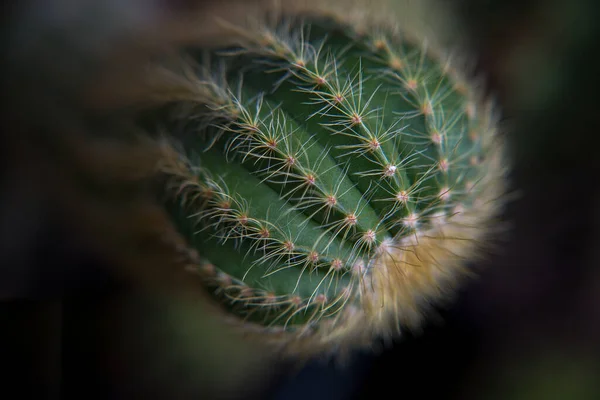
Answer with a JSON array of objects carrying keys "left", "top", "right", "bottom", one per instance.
[{"left": 151, "top": 12, "right": 505, "bottom": 356}]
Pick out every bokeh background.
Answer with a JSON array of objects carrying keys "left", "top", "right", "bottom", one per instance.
[{"left": 1, "top": 0, "right": 599, "bottom": 399}]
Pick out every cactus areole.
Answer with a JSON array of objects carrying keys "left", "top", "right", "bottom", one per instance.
[{"left": 153, "top": 11, "right": 507, "bottom": 357}]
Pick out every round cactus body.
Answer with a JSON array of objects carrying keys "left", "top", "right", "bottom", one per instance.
[{"left": 151, "top": 8, "right": 507, "bottom": 357}]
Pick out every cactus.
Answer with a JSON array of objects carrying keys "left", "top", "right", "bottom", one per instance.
[{"left": 148, "top": 3, "right": 507, "bottom": 357}]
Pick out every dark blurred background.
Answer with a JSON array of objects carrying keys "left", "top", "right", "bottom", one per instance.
[{"left": 1, "top": 0, "right": 599, "bottom": 399}]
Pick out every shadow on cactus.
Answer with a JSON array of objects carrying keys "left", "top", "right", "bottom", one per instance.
[{"left": 143, "top": 6, "right": 508, "bottom": 358}]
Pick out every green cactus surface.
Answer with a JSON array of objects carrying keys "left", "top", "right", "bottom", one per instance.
[{"left": 150, "top": 9, "right": 506, "bottom": 356}]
